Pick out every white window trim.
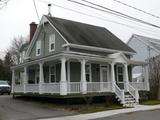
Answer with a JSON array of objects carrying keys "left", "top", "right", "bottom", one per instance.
[
  {"left": 85, "top": 63, "right": 92, "bottom": 82},
  {"left": 116, "top": 65, "right": 124, "bottom": 83},
  {"left": 36, "top": 40, "right": 41, "bottom": 56},
  {"left": 49, "top": 34, "right": 55, "bottom": 52},
  {"left": 49, "top": 65, "right": 56, "bottom": 83}
]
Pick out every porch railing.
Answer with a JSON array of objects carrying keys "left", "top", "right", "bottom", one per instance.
[
  {"left": 67, "top": 82, "right": 81, "bottom": 94},
  {"left": 128, "top": 83, "right": 139, "bottom": 103},
  {"left": 114, "top": 84, "right": 125, "bottom": 104},
  {"left": 13, "top": 84, "right": 23, "bottom": 93},
  {"left": 42, "top": 83, "right": 60, "bottom": 94},
  {"left": 25, "top": 84, "right": 39, "bottom": 93},
  {"left": 130, "top": 82, "right": 146, "bottom": 90}
]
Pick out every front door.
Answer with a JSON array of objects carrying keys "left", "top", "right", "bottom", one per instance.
[{"left": 100, "top": 65, "right": 109, "bottom": 82}]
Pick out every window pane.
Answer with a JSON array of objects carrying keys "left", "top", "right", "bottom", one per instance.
[
  {"left": 118, "top": 75, "right": 123, "bottom": 82},
  {"left": 51, "top": 66, "right": 55, "bottom": 74},
  {"left": 51, "top": 43, "right": 54, "bottom": 50},
  {"left": 51, "top": 75, "right": 55, "bottom": 82},
  {"left": 85, "top": 65, "right": 90, "bottom": 74},
  {"left": 118, "top": 67, "right": 123, "bottom": 74},
  {"left": 86, "top": 74, "right": 90, "bottom": 82}
]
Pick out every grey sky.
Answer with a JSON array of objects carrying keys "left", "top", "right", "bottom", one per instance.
[{"left": 1, "top": 0, "right": 160, "bottom": 58}]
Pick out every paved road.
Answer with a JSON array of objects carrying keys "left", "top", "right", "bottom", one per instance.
[
  {"left": 92, "top": 109, "right": 160, "bottom": 120},
  {"left": 0, "top": 95, "right": 75, "bottom": 120}
]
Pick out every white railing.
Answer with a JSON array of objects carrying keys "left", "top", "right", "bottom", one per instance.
[
  {"left": 42, "top": 83, "right": 60, "bottom": 94},
  {"left": 14, "top": 84, "right": 24, "bottom": 93},
  {"left": 87, "top": 82, "right": 101, "bottom": 92},
  {"left": 101, "top": 82, "right": 112, "bottom": 92},
  {"left": 130, "top": 82, "right": 146, "bottom": 90},
  {"left": 128, "top": 83, "right": 139, "bottom": 103},
  {"left": 68, "top": 82, "right": 81, "bottom": 94},
  {"left": 114, "top": 84, "right": 125, "bottom": 104},
  {"left": 25, "top": 84, "right": 39, "bottom": 93}
]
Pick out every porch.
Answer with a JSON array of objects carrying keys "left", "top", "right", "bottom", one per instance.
[{"left": 12, "top": 52, "right": 149, "bottom": 96}]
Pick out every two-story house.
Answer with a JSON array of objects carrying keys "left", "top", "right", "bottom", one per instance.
[{"left": 11, "top": 15, "right": 149, "bottom": 107}]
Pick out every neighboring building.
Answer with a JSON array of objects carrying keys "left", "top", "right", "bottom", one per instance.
[
  {"left": 127, "top": 34, "right": 160, "bottom": 81},
  {"left": 11, "top": 15, "right": 149, "bottom": 107}
]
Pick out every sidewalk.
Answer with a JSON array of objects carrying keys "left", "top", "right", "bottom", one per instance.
[{"left": 39, "top": 105, "right": 160, "bottom": 120}]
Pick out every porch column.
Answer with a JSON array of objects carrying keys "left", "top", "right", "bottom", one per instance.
[
  {"left": 23, "top": 66, "right": 28, "bottom": 93},
  {"left": 111, "top": 63, "right": 116, "bottom": 92},
  {"left": 81, "top": 59, "right": 87, "bottom": 94},
  {"left": 39, "top": 62, "right": 44, "bottom": 94},
  {"left": 144, "top": 65, "right": 150, "bottom": 91},
  {"left": 11, "top": 69, "right": 15, "bottom": 93},
  {"left": 124, "top": 63, "right": 129, "bottom": 91},
  {"left": 60, "top": 57, "right": 67, "bottom": 95}
]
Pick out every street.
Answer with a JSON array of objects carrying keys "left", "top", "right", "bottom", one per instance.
[
  {"left": 92, "top": 109, "right": 160, "bottom": 120},
  {"left": 0, "top": 95, "right": 75, "bottom": 120}
]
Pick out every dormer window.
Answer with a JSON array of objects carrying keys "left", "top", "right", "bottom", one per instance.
[
  {"left": 49, "top": 34, "right": 55, "bottom": 52},
  {"left": 36, "top": 40, "right": 41, "bottom": 56}
]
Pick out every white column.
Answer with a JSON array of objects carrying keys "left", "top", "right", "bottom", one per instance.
[
  {"left": 124, "top": 63, "right": 129, "bottom": 91},
  {"left": 11, "top": 69, "right": 15, "bottom": 93},
  {"left": 111, "top": 63, "right": 116, "bottom": 92},
  {"left": 39, "top": 62, "right": 44, "bottom": 94},
  {"left": 81, "top": 59, "right": 87, "bottom": 94},
  {"left": 60, "top": 57, "right": 67, "bottom": 95},
  {"left": 144, "top": 64, "right": 150, "bottom": 91},
  {"left": 23, "top": 66, "right": 28, "bottom": 93}
]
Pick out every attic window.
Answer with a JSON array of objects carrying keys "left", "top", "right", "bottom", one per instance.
[
  {"left": 36, "top": 40, "right": 41, "bottom": 56},
  {"left": 49, "top": 34, "right": 55, "bottom": 52}
]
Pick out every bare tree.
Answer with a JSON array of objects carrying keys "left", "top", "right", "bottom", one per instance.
[
  {"left": 9, "top": 36, "right": 28, "bottom": 64},
  {"left": 0, "top": 0, "right": 10, "bottom": 9},
  {"left": 148, "top": 55, "right": 160, "bottom": 100}
]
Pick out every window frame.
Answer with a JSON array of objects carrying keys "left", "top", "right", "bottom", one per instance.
[
  {"left": 49, "top": 65, "right": 56, "bottom": 83},
  {"left": 49, "top": 34, "right": 55, "bottom": 52},
  {"left": 116, "top": 65, "right": 124, "bottom": 83},
  {"left": 36, "top": 40, "right": 41, "bottom": 56}
]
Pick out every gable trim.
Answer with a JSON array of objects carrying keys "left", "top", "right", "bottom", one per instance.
[{"left": 63, "top": 43, "right": 136, "bottom": 55}]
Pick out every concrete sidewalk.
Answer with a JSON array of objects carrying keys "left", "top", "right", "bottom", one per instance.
[{"left": 39, "top": 105, "right": 160, "bottom": 120}]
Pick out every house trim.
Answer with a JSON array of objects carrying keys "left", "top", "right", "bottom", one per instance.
[{"left": 63, "top": 43, "right": 136, "bottom": 55}]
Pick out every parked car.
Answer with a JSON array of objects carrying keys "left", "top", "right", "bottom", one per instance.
[{"left": 0, "top": 80, "right": 11, "bottom": 95}]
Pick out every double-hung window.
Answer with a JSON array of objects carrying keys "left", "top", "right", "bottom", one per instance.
[
  {"left": 36, "top": 40, "right": 41, "bottom": 56},
  {"left": 49, "top": 34, "right": 55, "bottom": 52},
  {"left": 117, "top": 65, "right": 123, "bottom": 83},
  {"left": 49, "top": 65, "right": 56, "bottom": 83}
]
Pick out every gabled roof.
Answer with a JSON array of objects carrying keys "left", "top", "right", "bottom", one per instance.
[
  {"left": 45, "top": 15, "right": 135, "bottom": 54},
  {"left": 20, "top": 42, "right": 30, "bottom": 52},
  {"left": 128, "top": 34, "right": 160, "bottom": 53}
]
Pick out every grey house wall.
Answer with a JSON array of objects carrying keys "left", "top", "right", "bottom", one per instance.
[
  {"left": 29, "top": 23, "right": 66, "bottom": 60},
  {"left": 128, "top": 37, "right": 159, "bottom": 73}
]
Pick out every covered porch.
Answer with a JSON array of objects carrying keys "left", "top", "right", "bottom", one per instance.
[{"left": 11, "top": 52, "right": 149, "bottom": 96}]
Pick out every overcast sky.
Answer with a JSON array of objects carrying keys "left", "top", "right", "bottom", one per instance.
[{"left": 1, "top": 0, "right": 160, "bottom": 58}]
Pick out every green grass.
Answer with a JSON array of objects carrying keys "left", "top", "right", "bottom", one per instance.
[
  {"left": 142, "top": 100, "right": 160, "bottom": 105},
  {"left": 68, "top": 104, "right": 128, "bottom": 114}
]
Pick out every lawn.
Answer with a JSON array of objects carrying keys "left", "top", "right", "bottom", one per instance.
[
  {"left": 141, "top": 100, "right": 160, "bottom": 105},
  {"left": 66, "top": 104, "right": 128, "bottom": 114}
]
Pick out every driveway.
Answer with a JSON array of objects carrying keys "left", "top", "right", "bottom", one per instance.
[
  {"left": 92, "top": 109, "right": 160, "bottom": 120},
  {"left": 0, "top": 95, "right": 75, "bottom": 120}
]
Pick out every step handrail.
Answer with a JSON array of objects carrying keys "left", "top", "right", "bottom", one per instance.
[
  {"left": 114, "top": 84, "right": 125, "bottom": 104},
  {"left": 128, "top": 83, "right": 139, "bottom": 103}
]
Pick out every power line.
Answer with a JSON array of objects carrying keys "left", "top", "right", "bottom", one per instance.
[
  {"left": 109, "top": 0, "right": 160, "bottom": 19},
  {"left": 68, "top": 0, "right": 160, "bottom": 29},
  {"left": 33, "top": 0, "right": 40, "bottom": 21},
  {"left": 38, "top": 0, "right": 160, "bottom": 38}
]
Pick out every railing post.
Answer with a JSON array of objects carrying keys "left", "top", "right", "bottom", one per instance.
[
  {"left": 60, "top": 57, "right": 67, "bottom": 95},
  {"left": 124, "top": 63, "right": 129, "bottom": 91},
  {"left": 121, "top": 90, "right": 125, "bottom": 105},
  {"left": 23, "top": 66, "right": 28, "bottom": 93},
  {"left": 135, "top": 89, "right": 139, "bottom": 103},
  {"left": 11, "top": 69, "right": 15, "bottom": 93},
  {"left": 39, "top": 62, "right": 44, "bottom": 94},
  {"left": 111, "top": 63, "right": 116, "bottom": 92},
  {"left": 80, "top": 59, "right": 87, "bottom": 94}
]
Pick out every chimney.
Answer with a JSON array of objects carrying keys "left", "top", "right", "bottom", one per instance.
[
  {"left": 29, "top": 22, "right": 37, "bottom": 42},
  {"left": 48, "top": 4, "right": 52, "bottom": 16}
]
